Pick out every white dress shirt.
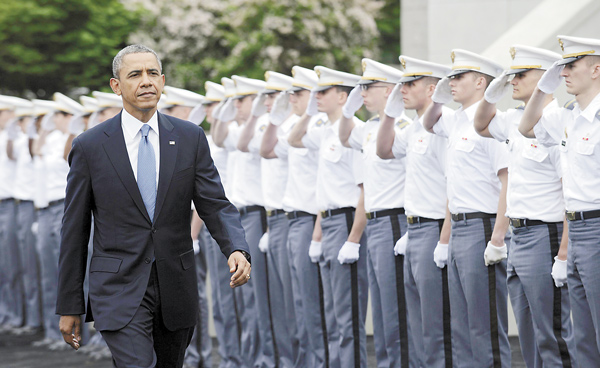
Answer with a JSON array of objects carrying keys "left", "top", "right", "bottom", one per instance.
[
  {"left": 0, "top": 131, "right": 16, "bottom": 199},
  {"left": 42, "top": 129, "right": 69, "bottom": 202},
  {"left": 488, "top": 100, "right": 564, "bottom": 222},
  {"left": 533, "top": 92, "right": 600, "bottom": 212},
  {"left": 12, "top": 131, "right": 36, "bottom": 201},
  {"left": 121, "top": 108, "right": 160, "bottom": 186},
  {"left": 432, "top": 101, "right": 509, "bottom": 214}
]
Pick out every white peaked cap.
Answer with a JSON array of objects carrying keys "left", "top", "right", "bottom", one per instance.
[
  {"left": 221, "top": 77, "right": 236, "bottom": 99},
  {"left": 163, "top": 86, "right": 204, "bottom": 107},
  {"left": 358, "top": 58, "right": 403, "bottom": 85},
  {"left": 290, "top": 66, "right": 318, "bottom": 92},
  {"left": 204, "top": 81, "right": 225, "bottom": 103},
  {"left": 506, "top": 45, "right": 561, "bottom": 74},
  {"left": 92, "top": 91, "right": 123, "bottom": 109},
  {"left": 79, "top": 96, "right": 99, "bottom": 114},
  {"left": 313, "top": 66, "right": 361, "bottom": 92},
  {"left": 53, "top": 92, "right": 85, "bottom": 115},
  {"left": 0, "top": 95, "right": 31, "bottom": 111},
  {"left": 557, "top": 35, "right": 600, "bottom": 65},
  {"left": 232, "top": 75, "right": 266, "bottom": 98},
  {"left": 447, "top": 49, "right": 503, "bottom": 78},
  {"left": 32, "top": 99, "right": 57, "bottom": 116},
  {"left": 398, "top": 55, "right": 451, "bottom": 83},
  {"left": 264, "top": 71, "right": 294, "bottom": 93}
]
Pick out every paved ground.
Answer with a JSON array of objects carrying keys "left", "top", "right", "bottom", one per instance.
[{"left": 0, "top": 329, "right": 525, "bottom": 367}]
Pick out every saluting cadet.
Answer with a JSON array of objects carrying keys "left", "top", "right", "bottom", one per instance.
[
  {"left": 88, "top": 91, "right": 123, "bottom": 131},
  {"left": 423, "top": 50, "right": 512, "bottom": 367},
  {"left": 377, "top": 56, "right": 454, "bottom": 368},
  {"left": 474, "top": 45, "right": 576, "bottom": 368},
  {"left": 261, "top": 66, "right": 331, "bottom": 368},
  {"left": 288, "top": 66, "right": 368, "bottom": 368},
  {"left": 63, "top": 95, "right": 98, "bottom": 160},
  {"left": 519, "top": 35, "right": 600, "bottom": 367},
  {"left": 338, "top": 58, "right": 417, "bottom": 367}
]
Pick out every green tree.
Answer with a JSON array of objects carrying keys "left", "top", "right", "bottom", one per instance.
[
  {"left": 376, "top": 0, "right": 400, "bottom": 65},
  {"left": 0, "top": 0, "right": 141, "bottom": 97}
]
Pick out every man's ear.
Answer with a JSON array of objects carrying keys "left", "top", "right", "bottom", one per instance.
[
  {"left": 475, "top": 76, "right": 486, "bottom": 90},
  {"left": 110, "top": 78, "right": 121, "bottom": 96},
  {"left": 338, "top": 91, "right": 349, "bottom": 105},
  {"left": 591, "top": 62, "right": 600, "bottom": 80},
  {"left": 426, "top": 83, "right": 436, "bottom": 98}
]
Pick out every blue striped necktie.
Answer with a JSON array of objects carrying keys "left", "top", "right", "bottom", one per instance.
[{"left": 137, "top": 124, "right": 156, "bottom": 222}]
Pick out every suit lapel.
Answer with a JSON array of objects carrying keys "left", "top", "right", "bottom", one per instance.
[
  {"left": 102, "top": 113, "right": 152, "bottom": 224},
  {"left": 153, "top": 113, "right": 179, "bottom": 223}
]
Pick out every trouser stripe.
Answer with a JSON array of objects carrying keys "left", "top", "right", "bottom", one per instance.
[
  {"left": 437, "top": 220, "right": 453, "bottom": 368},
  {"left": 344, "top": 211, "right": 361, "bottom": 368},
  {"left": 390, "top": 215, "right": 409, "bottom": 367},
  {"left": 260, "top": 209, "right": 279, "bottom": 367},
  {"left": 482, "top": 218, "right": 501, "bottom": 368}
]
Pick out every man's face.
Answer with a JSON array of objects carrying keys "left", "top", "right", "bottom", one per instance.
[
  {"left": 560, "top": 57, "right": 597, "bottom": 96},
  {"left": 166, "top": 105, "right": 192, "bottom": 120},
  {"left": 205, "top": 102, "right": 217, "bottom": 124},
  {"left": 234, "top": 95, "right": 254, "bottom": 122},
  {"left": 448, "top": 72, "right": 478, "bottom": 104},
  {"left": 289, "top": 89, "right": 310, "bottom": 116},
  {"left": 98, "top": 107, "right": 122, "bottom": 123},
  {"left": 316, "top": 87, "right": 346, "bottom": 115},
  {"left": 360, "top": 82, "right": 392, "bottom": 113},
  {"left": 53, "top": 111, "right": 73, "bottom": 133},
  {"left": 264, "top": 92, "right": 280, "bottom": 113},
  {"left": 400, "top": 78, "right": 430, "bottom": 111},
  {"left": 0, "top": 110, "right": 15, "bottom": 130},
  {"left": 110, "top": 53, "right": 165, "bottom": 114},
  {"left": 510, "top": 69, "right": 544, "bottom": 102},
  {"left": 18, "top": 116, "right": 30, "bottom": 133}
]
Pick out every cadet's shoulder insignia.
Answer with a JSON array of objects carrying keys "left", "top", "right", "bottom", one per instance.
[
  {"left": 515, "top": 103, "right": 525, "bottom": 110},
  {"left": 564, "top": 99, "right": 577, "bottom": 110},
  {"left": 595, "top": 109, "right": 600, "bottom": 120},
  {"left": 259, "top": 124, "right": 267, "bottom": 132},
  {"left": 315, "top": 119, "right": 325, "bottom": 127},
  {"left": 395, "top": 119, "right": 410, "bottom": 130},
  {"left": 368, "top": 114, "right": 380, "bottom": 122}
]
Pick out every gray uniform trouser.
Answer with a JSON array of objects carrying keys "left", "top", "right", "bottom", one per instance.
[
  {"left": 320, "top": 209, "right": 368, "bottom": 368},
  {"left": 184, "top": 227, "right": 213, "bottom": 368},
  {"left": 266, "top": 212, "right": 299, "bottom": 368},
  {"left": 287, "top": 214, "right": 328, "bottom": 368},
  {"left": 240, "top": 208, "right": 274, "bottom": 368},
  {"left": 0, "top": 199, "right": 23, "bottom": 327},
  {"left": 365, "top": 213, "right": 418, "bottom": 368},
  {"left": 567, "top": 215, "right": 600, "bottom": 366},
  {"left": 16, "top": 200, "right": 41, "bottom": 328},
  {"left": 449, "top": 216, "right": 510, "bottom": 368},
  {"left": 405, "top": 219, "right": 453, "bottom": 368},
  {"left": 507, "top": 222, "right": 576, "bottom": 368},
  {"left": 37, "top": 202, "right": 64, "bottom": 340}
]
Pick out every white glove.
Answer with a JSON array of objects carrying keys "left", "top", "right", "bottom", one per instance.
[
  {"left": 394, "top": 234, "right": 408, "bottom": 256},
  {"left": 27, "top": 119, "right": 38, "bottom": 139},
  {"left": 270, "top": 93, "right": 291, "bottom": 126},
  {"left": 31, "top": 222, "right": 38, "bottom": 235},
  {"left": 258, "top": 232, "right": 269, "bottom": 253},
  {"left": 431, "top": 77, "right": 453, "bottom": 104},
  {"left": 188, "top": 104, "right": 206, "bottom": 125},
  {"left": 305, "top": 90, "right": 319, "bottom": 116},
  {"left": 484, "top": 71, "right": 511, "bottom": 104},
  {"left": 251, "top": 93, "right": 268, "bottom": 117},
  {"left": 341, "top": 86, "right": 364, "bottom": 119},
  {"left": 211, "top": 100, "right": 224, "bottom": 121},
  {"left": 308, "top": 240, "right": 322, "bottom": 263},
  {"left": 383, "top": 83, "right": 405, "bottom": 118},
  {"left": 337, "top": 241, "right": 360, "bottom": 264},
  {"left": 40, "top": 113, "right": 56, "bottom": 131},
  {"left": 484, "top": 241, "right": 507, "bottom": 266},
  {"left": 6, "top": 119, "right": 20, "bottom": 140},
  {"left": 551, "top": 256, "right": 567, "bottom": 288},
  {"left": 192, "top": 239, "right": 200, "bottom": 255},
  {"left": 218, "top": 99, "right": 237, "bottom": 122},
  {"left": 68, "top": 114, "right": 85, "bottom": 136},
  {"left": 433, "top": 242, "right": 449, "bottom": 268},
  {"left": 537, "top": 61, "right": 565, "bottom": 94}
]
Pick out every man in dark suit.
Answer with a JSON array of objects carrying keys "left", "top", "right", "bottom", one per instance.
[{"left": 56, "top": 44, "right": 251, "bottom": 368}]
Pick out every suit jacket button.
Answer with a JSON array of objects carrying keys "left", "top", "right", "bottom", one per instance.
[
  {"left": 152, "top": 228, "right": 157, "bottom": 234},
  {"left": 144, "top": 258, "right": 151, "bottom": 264}
]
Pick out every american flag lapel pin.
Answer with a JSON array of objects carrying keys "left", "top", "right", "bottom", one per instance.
[{"left": 169, "top": 140, "right": 175, "bottom": 145}]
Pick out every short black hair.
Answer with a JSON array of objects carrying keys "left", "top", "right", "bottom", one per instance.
[{"left": 334, "top": 85, "right": 353, "bottom": 95}]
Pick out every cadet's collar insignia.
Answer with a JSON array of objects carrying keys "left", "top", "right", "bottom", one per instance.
[
  {"left": 558, "top": 38, "right": 565, "bottom": 52},
  {"left": 515, "top": 103, "right": 525, "bottom": 110},
  {"left": 450, "top": 51, "right": 455, "bottom": 64},
  {"left": 362, "top": 60, "right": 367, "bottom": 73},
  {"left": 395, "top": 119, "right": 410, "bottom": 129},
  {"left": 259, "top": 124, "right": 267, "bottom": 132},
  {"left": 509, "top": 47, "right": 516, "bottom": 60},
  {"left": 366, "top": 132, "right": 372, "bottom": 142},
  {"left": 368, "top": 114, "right": 380, "bottom": 122},
  {"left": 564, "top": 99, "right": 577, "bottom": 110},
  {"left": 315, "top": 119, "right": 324, "bottom": 127},
  {"left": 564, "top": 128, "right": 568, "bottom": 139},
  {"left": 400, "top": 57, "right": 406, "bottom": 69}
]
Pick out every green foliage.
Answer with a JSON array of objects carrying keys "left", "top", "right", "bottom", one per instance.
[
  {"left": 0, "top": 0, "right": 141, "bottom": 97},
  {"left": 376, "top": 0, "right": 400, "bottom": 64}
]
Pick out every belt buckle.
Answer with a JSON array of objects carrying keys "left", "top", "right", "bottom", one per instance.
[
  {"left": 407, "top": 216, "right": 416, "bottom": 224},
  {"left": 365, "top": 212, "right": 373, "bottom": 220},
  {"left": 267, "top": 210, "right": 274, "bottom": 217},
  {"left": 511, "top": 218, "right": 522, "bottom": 228},
  {"left": 320, "top": 210, "right": 327, "bottom": 218},
  {"left": 566, "top": 211, "right": 576, "bottom": 221}
]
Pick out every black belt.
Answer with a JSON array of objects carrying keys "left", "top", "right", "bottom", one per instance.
[
  {"left": 15, "top": 199, "right": 34, "bottom": 205},
  {"left": 266, "top": 209, "right": 285, "bottom": 217},
  {"left": 510, "top": 218, "right": 561, "bottom": 228},
  {"left": 238, "top": 205, "right": 264, "bottom": 216},
  {"left": 48, "top": 199, "right": 65, "bottom": 207},
  {"left": 451, "top": 212, "right": 496, "bottom": 221},
  {"left": 365, "top": 208, "right": 405, "bottom": 220},
  {"left": 286, "top": 211, "right": 315, "bottom": 220},
  {"left": 407, "top": 215, "right": 443, "bottom": 225},
  {"left": 0, "top": 198, "right": 14, "bottom": 204},
  {"left": 566, "top": 209, "right": 600, "bottom": 221},
  {"left": 320, "top": 207, "right": 354, "bottom": 219}
]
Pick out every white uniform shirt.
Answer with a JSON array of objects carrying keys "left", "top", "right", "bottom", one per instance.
[
  {"left": 12, "top": 131, "right": 36, "bottom": 201},
  {"left": 348, "top": 114, "right": 411, "bottom": 212},
  {"left": 533, "top": 92, "right": 600, "bottom": 211},
  {"left": 393, "top": 111, "right": 449, "bottom": 219},
  {"left": 302, "top": 117, "right": 364, "bottom": 211},
  {"left": 42, "top": 129, "right": 70, "bottom": 202},
  {"left": 0, "top": 130, "right": 16, "bottom": 199},
  {"left": 432, "top": 101, "right": 509, "bottom": 214},
  {"left": 488, "top": 100, "right": 564, "bottom": 222},
  {"left": 280, "top": 114, "right": 327, "bottom": 214},
  {"left": 207, "top": 134, "right": 228, "bottom": 195}
]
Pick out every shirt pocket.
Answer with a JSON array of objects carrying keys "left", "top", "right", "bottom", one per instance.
[
  {"left": 322, "top": 142, "right": 343, "bottom": 163},
  {"left": 454, "top": 138, "right": 475, "bottom": 153},
  {"left": 521, "top": 144, "right": 549, "bottom": 163},
  {"left": 411, "top": 137, "right": 429, "bottom": 155},
  {"left": 576, "top": 141, "right": 595, "bottom": 156}
]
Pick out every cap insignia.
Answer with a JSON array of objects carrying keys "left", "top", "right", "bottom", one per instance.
[
  {"left": 362, "top": 60, "right": 367, "bottom": 73},
  {"left": 450, "top": 51, "right": 455, "bottom": 64},
  {"left": 400, "top": 57, "right": 406, "bottom": 69},
  {"left": 558, "top": 38, "right": 564, "bottom": 52},
  {"left": 509, "top": 47, "right": 516, "bottom": 60}
]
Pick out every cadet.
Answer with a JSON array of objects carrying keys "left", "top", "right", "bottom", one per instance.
[
  {"left": 519, "top": 35, "right": 600, "bottom": 366},
  {"left": 377, "top": 56, "right": 454, "bottom": 367},
  {"left": 423, "top": 50, "right": 511, "bottom": 367}
]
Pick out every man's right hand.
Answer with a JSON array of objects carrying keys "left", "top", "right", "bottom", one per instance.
[
  {"left": 383, "top": 83, "right": 405, "bottom": 118},
  {"left": 218, "top": 99, "right": 237, "bottom": 122},
  {"left": 306, "top": 90, "right": 319, "bottom": 116},
  {"left": 537, "top": 61, "right": 564, "bottom": 94},
  {"left": 59, "top": 315, "right": 82, "bottom": 350},
  {"left": 431, "top": 77, "right": 452, "bottom": 104}
]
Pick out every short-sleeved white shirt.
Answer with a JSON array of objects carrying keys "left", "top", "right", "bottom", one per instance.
[
  {"left": 432, "top": 101, "right": 509, "bottom": 214},
  {"left": 348, "top": 114, "right": 411, "bottom": 212},
  {"left": 392, "top": 111, "right": 450, "bottom": 219},
  {"left": 533, "top": 92, "right": 600, "bottom": 211},
  {"left": 0, "top": 131, "right": 16, "bottom": 199},
  {"left": 42, "top": 130, "right": 69, "bottom": 202},
  {"left": 302, "top": 116, "right": 364, "bottom": 211},
  {"left": 12, "top": 132, "right": 36, "bottom": 201},
  {"left": 488, "top": 100, "right": 564, "bottom": 221}
]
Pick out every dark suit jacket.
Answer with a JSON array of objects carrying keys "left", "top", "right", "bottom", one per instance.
[{"left": 55, "top": 112, "right": 248, "bottom": 332}]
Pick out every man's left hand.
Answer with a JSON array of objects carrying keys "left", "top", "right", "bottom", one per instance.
[
  {"left": 59, "top": 315, "right": 82, "bottom": 350},
  {"left": 229, "top": 251, "right": 251, "bottom": 288},
  {"left": 484, "top": 241, "right": 507, "bottom": 266}
]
